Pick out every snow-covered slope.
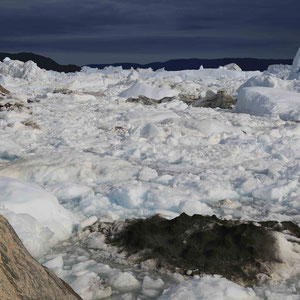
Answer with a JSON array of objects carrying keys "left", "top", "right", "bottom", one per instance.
[
  {"left": 0, "top": 52, "right": 300, "bottom": 299},
  {"left": 236, "top": 87, "right": 300, "bottom": 121}
]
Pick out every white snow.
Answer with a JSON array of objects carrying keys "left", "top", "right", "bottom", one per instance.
[
  {"left": 223, "top": 63, "right": 242, "bottom": 72},
  {"left": 119, "top": 81, "right": 179, "bottom": 99},
  {"left": 0, "top": 209, "right": 54, "bottom": 258},
  {"left": 267, "top": 64, "right": 292, "bottom": 79},
  {"left": 70, "top": 272, "right": 112, "bottom": 300},
  {"left": 158, "top": 275, "right": 257, "bottom": 300},
  {"left": 0, "top": 176, "right": 74, "bottom": 257},
  {"left": 1, "top": 51, "right": 300, "bottom": 299},
  {"left": 79, "top": 216, "right": 98, "bottom": 230},
  {"left": 236, "top": 87, "right": 300, "bottom": 121},
  {"left": 0, "top": 58, "right": 47, "bottom": 81},
  {"left": 142, "top": 276, "right": 165, "bottom": 297},
  {"left": 108, "top": 272, "right": 141, "bottom": 292}
]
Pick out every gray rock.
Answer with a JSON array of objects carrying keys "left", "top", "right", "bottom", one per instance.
[
  {"left": 0, "top": 215, "right": 82, "bottom": 300},
  {"left": 192, "top": 90, "right": 237, "bottom": 109},
  {"left": 126, "top": 95, "right": 174, "bottom": 105},
  {"left": 0, "top": 84, "right": 10, "bottom": 98}
]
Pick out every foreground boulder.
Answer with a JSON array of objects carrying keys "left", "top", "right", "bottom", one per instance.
[
  {"left": 88, "top": 213, "right": 300, "bottom": 286},
  {"left": 0, "top": 215, "right": 82, "bottom": 300}
]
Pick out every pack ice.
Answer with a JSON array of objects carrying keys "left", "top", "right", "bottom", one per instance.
[{"left": 0, "top": 48, "right": 300, "bottom": 299}]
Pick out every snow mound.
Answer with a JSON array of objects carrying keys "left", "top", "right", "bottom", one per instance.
[
  {"left": 0, "top": 209, "right": 54, "bottom": 258},
  {"left": 267, "top": 64, "right": 292, "bottom": 79},
  {"left": 142, "top": 276, "right": 165, "bottom": 297},
  {"left": 288, "top": 47, "right": 300, "bottom": 80},
  {"left": 108, "top": 272, "right": 141, "bottom": 292},
  {"left": 0, "top": 152, "right": 139, "bottom": 185},
  {"left": 0, "top": 58, "right": 47, "bottom": 81},
  {"left": 236, "top": 87, "right": 300, "bottom": 121},
  {"left": 119, "top": 81, "right": 179, "bottom": 100},
  {"left": 0, "top": 176, "right": 74, "bottom": 256},
  {"left": 238, "top": 74, "right": 287, "bottom": 91},
  {"left": 158, "top": 275, "right": 257, "bottom": 300}
]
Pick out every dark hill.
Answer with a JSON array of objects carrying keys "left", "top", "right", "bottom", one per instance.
[
  {"left": 0, "top": 53, "right": 292, "bottom": 72},
  {"left": 0, "top": 52, "right": 81, "bottom": 73},
  {"left": 89, "top": 57, "right": 292, "bottom": 72}
]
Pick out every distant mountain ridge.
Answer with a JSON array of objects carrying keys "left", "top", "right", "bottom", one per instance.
[
  {"left": 0, "top": 52, "right": 293, "bottom": 72},
  {"left": 88, "top": 58, "right": 293, "bottom": 72},
  {"left": 0, "top": 52, "right": 81, "bottom": 73}
]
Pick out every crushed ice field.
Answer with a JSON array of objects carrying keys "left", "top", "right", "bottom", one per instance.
[{"left": 1, "top": 50, "right": 300, "bottom": 299}]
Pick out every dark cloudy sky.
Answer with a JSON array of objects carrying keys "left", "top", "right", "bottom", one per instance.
[{"left": 0, "top": 0, "right": 299, "bottom": 65}]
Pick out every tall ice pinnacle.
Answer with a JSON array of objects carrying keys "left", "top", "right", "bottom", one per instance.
[{"left": 288, "top": 47, "right": 300, "bottom": 79}]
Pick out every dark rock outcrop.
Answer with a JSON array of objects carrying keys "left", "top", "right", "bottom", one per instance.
[
  {"left": 89, "top": 213, "right": 300, "bottom": 286},
  {"left": 0, "top": 215, "right": 82, "bottom": 300}
]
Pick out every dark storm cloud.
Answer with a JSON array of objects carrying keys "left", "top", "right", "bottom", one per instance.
[
  {"left": 0, "top": 35, "right": 290, "bottom": 56},
  {"left": 1, "top": 0, "right": 299, "bottom": 64},
  {"left": 0, "top": 1, "right": 157, "bottom": 36}
]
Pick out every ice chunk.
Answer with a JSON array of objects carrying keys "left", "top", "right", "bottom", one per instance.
[
  {"left": 109, "top": 182, "right": 148, "bottom": 208},
  {"left": 142, "top": 275, "right": 164, "bottom": 297},
  {"left": 70, "top": 272, "right": 112, "bottom": 300},
  {"left": 119, "top": 81, "right": 179, "bottom": 100},
  {"left": 71, "top": 94, "right": 97, "bottom": 102},
  {"left": 238, "top": 74, "right": 281, "bottom": 90},
  {"left": 44, "top": 255, "right": 64, "bottom": 270},
  {"left": 267, "top": 64, "right": 292, "bottom": 79},
  {"left": 87, "top": 234, "right": 107, "bottom": 250},
  {"left": 0, "top": 59, "right": 47, "bottom": 81},
  {"left": 223, "top": 63, "right": 242, "bottom": 72},
  {"left": 0, "top": 209, "right": 54, "bottom": 258},
  {"left": 0, "top": 152, "right": 139, "bottom": 185},
  {"left": 0, "top": 176, "right": 74, "bottom": 246},
  {"left": 141, "top": 123, "right": 164, "bottom": 139},
  {"left": 158, "top": 275, "right": 257, "bottom": 300},
  {"left": 108, "top": 272, "right": 141, "bottom": 292},
  {"left": 179, "top": 200, "right": 214, "bottom": 216},
  {"left": 252, "top": 181, "right": 297, "bottom": 201},
  {"left": 79, "top": 216, "right": 98, "bottom": 230},
  {"left": 236, "top": 87, "right": 300, "bottom": 121},
  {"left": 138, "top": 166, "right": 158, "bottom": 181},
  {"left": 288, "top": 47, "right": 300, "bottom": 80},
  {"left": 49, "top": 183, "right": 92, "bottom": 201}
]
